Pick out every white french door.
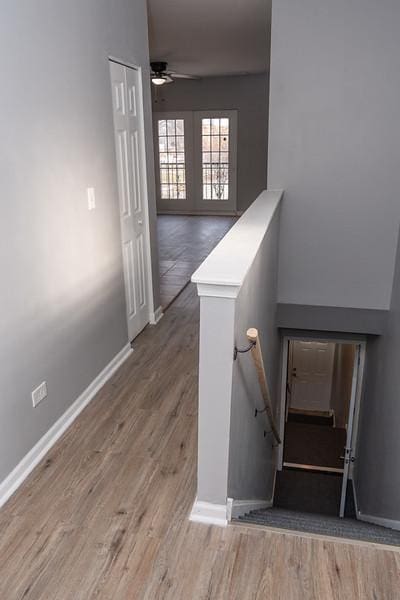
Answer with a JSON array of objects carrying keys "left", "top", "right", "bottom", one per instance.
[
  {"left": 194, "top": 110, "right": 237, "bottom": 213},
  {"left": 154, "top": 110, "right": 237, "bottom": 214},
  {"left": 154, "top": 111, "right": 194, "bottom": 212},
  {"left": 110, "top": 60, "right": 150, "bottom": 341}
]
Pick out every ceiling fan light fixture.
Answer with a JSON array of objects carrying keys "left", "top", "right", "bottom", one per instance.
[{"left": 152, "top": 75, "right": 167, "bottom": 86}]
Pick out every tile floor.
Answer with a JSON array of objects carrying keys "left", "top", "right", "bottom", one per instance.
[{"left": 157, "top": 214, "right": 236, "bottom": 308}]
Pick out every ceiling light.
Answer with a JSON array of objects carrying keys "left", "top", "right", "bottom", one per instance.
[{"left": 152, "top": 76, "right": 167, "bottom": 86}]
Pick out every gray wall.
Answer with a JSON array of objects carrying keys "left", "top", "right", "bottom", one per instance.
[
  {"left": 268, "top": 0, "right": 400, "bottom": 310},
  {"left": 355, "top": 229, "right": 400, "bottom": 520},
  {"left": 228, "top": 207, "right": 281, "bottom": 500},
  {"left": 152, "top": 74, "right": 269, "bottom": 212},
  {"left": 0, "top": 0, "right": 159, "bottom": 484}
]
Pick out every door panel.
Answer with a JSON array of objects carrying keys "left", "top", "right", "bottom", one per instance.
[
  {"left": 110, "top": 61, "right": 149, "bottom": 341},
  {"left": 130, "top": 131, "right": 141, "bottom": 212},
  {"left": 290, "top": 341, "right": 335, "bottom": 412},
  {"left": 154, "top": 112, "right": 194, "bottom": 212},
  {"left": 123, "top": 240, "right": 136, "bottom": 317},
  {"left": 136, "top": 233, "right": 146, "bottom": 308},
  {"left": 116, "top": 131, "right": 131, "bottom": 217},
  {"left": 194, "top": 110, "right": 237, "bottom": 213}
]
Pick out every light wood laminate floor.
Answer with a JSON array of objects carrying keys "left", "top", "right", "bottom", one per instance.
[
  {"left": 0, "top": 285, "right": 399, "bottom": 599},
  {"left": 157, "top": 215, "right": 236, "bottom": 309}
]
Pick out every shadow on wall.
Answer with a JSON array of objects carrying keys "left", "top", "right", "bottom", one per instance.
[{"left": 228, "top": 204, "right": 281, "bottom": 502}]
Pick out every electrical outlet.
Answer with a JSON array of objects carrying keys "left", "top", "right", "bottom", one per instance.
[
  {"left": 87, "top": 187, "right": 96, "bottom": 211},
  {"left": 32, "top": 381, "right": 48, "bottom": 408}
]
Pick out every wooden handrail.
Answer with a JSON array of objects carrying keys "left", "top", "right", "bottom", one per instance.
[{"left": 246, "top": 328, "right": 281, "bottom": 445}]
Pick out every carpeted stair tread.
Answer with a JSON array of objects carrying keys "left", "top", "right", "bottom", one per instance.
[{"left": 235, "top": 508, "right": 400, "bottom": 546}]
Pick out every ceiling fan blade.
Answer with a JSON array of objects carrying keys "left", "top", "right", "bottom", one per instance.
[{"left": 169, "top": 72, "right": 200, "bottom": 80}]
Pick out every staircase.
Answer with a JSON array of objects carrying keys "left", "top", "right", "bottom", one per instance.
[
  {"left": 234, "top": 507, "right": 400, "bottom": 547},
  {"left": 234, "top": 469, "right": 400, "bottom": 547}
]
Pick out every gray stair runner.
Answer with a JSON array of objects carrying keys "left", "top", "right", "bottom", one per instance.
[{"left": 235, "top": 507, "right": 400, "bottom": 547}]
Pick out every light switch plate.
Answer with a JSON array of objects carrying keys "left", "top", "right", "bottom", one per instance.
[{"left": 87, "top": 187, "right": 96, "bottom": 211}]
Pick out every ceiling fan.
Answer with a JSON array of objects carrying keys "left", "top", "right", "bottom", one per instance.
[{"left": 150, "top": 61, "right": 199, "bottom": 86}]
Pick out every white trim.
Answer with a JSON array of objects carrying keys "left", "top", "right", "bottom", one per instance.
[
  {"left": 339, "top": 344, "right": 361, "bottom": 517},
  {"left": 0, "top": 343, "right": 133, "bottom": 509},
  {"left": 283, "top": 462, "right": 344, "bottom": 474},
  {"left": 189, "top": 498, "right": 228, "bottom": 527},
  {"left": 349, "top": 344, "right": 366, "bottom": 479},
  {"left": 357, "top": 511, "right": 400, "bottom": 532},
  {"left": 149, "top": 305, "right": 163, "bottom": 325},
  {"left": 229, "top": 498, "right": 273, "bottom": 520},
  {"left": 278, "top": 337, "right": 289, "bottom": 469},
  {"left": 352, "top": 478, "right": 359, "bottom": 515},
  {"left": 136, "top": 64, "right": 158, "bottom": 327},
  {"left": 195, "top": 282, "right": 240, "bottom": 299}
]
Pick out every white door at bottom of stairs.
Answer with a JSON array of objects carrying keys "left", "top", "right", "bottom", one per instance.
[{"left": 290, "top": 340, "right": 335, "bottom": 412}]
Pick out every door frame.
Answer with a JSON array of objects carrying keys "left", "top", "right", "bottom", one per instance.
[
  {"left": 109, "top": 56, "right": 158, "bottom": 333},
  {"left": 278, "top": 334, "right": 366, "bottom": 480},
  {"left": 153, "top": 109, "right": 238, "bottom": 215}
]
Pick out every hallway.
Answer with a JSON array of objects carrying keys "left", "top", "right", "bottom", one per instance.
[
  {"left": 157, "top": 215, "right": 236, "bottom": 308},
  {"left": 0, "top": 285, "right": 399, "bottom": 599}
]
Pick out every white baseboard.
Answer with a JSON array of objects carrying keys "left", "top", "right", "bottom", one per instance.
[
  {"left": 0, "top": 343, "right": 133, "bottom": 509},
  {"left": 149, "top": 305, "right": 163, "bottom": 325},
  {"left": 189, "top": 498, "right": 228, "bottom": 527},
  {"left": 229, "top": 498, "right": 273, "bottom": 520},
  {"left": 352, "top": 480, "right": 400, "bottom": 531},
  {"left": 357, "top": 511, "right": 400, "bottom": 531},
  {"left": 189, "top": 495, "right": 273, "bottom": 526}
]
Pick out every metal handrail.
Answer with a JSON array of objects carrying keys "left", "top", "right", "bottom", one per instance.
[{"left": 246, "top": 328, "right": 281, "bottom": 445}]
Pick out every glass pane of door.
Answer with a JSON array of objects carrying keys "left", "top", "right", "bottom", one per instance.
[
  {"left": 157, "top": 118, "right": 186, "bottom": 200},
  {"left": 201, "top": 117, "right": 230, "bottom": 201}
]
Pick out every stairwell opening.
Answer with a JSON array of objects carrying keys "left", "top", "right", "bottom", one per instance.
[
  {"left": 277, "top": 335, "right": 365, "bottom": 519},
  {"left": 233, "top": 332, "right": 400, "bottom": 545}
]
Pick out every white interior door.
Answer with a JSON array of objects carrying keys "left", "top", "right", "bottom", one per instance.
[
  {"left": 110, "top": 61, "right": 149, "bottom": 341},
  {"left": 153, "top": 111, "right": 194, "bottom": 213},
  {"left": 339, "top": 346, "right": 360, "bottom": 517},
  {"left": 290, "top": 341, "right": 335, "bottom": 412}
]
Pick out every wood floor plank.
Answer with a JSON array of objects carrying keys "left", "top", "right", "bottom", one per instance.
[{"left": 0, "top": 283, "right": 399, "bottom": 599}]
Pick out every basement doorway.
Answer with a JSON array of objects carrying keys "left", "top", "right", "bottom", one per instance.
[{"left": 277, "top": 336, "right": 366, "bottom": 518}]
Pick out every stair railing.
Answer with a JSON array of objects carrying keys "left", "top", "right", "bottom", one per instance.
[{"left": 246, "top": 328, "right": 281, "bottom": 445}]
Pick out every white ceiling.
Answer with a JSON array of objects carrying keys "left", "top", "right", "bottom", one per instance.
[{"left": 147, "top": 0, "right": 271, "bottom": 77}]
